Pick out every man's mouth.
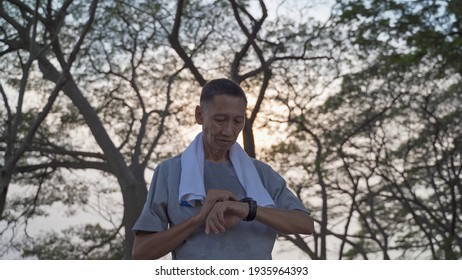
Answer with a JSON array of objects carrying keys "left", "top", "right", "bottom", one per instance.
[{"left": 217, "top": 139, "right": 232, "bottom": 144}]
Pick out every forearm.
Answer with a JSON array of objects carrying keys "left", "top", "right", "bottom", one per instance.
[
  {"left": 133, "top": 189, "right": 238, "bottom": 259},
  {"left": 132, "top": 215, "right": 203, "bottom": 259},
  {"left": 255, "top": 207, "right": 314, "bottom": 234}
]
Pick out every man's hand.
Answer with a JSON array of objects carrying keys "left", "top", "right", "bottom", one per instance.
[
  {"left": 205, "top": 200, "right": 249, "bottom": 234},
  {"left": 196, "top": 189, "right": 238, "bottom": 224},
  {"left": 133, "top": 189, "right": 239, "bottom": 260}
]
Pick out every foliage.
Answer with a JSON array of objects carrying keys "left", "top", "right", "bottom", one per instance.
[
  {"left": 1, "top": 0, "right": 460, "bottom": 260},
  {"left": 1, "top": 0, "right": 334, "bottom": 259},
  {"left": 19, "top": 224, "right": 124, "bottom": 260},
  {"left": 260, "top": 0, "right": 461, "bottom": 259}
]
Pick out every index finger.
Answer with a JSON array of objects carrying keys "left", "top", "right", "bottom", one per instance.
[{"left": 207, "top": 189, "right": 239, "bottom": 202}]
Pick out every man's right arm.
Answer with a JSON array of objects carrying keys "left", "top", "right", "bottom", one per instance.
[
  {"left": 132, "top": 189, "right": 238, "bottom": 259},
  {"left": 132, "top": 215, "right": 203, "bottom": 260}
]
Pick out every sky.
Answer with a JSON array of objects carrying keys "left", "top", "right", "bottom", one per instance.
[{"left": 0, "top": 0, "right": 334, "bottom": 260}]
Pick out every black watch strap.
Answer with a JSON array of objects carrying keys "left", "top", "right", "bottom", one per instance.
[{"left": 240, "top": 197, "right": 257, "bottom": 221}]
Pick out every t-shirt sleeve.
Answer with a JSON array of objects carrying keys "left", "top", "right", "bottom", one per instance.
[
  {"left": 273, "top": 182, "right": 311, "bottom": 215},
  {"left": 132, "top": 163, "right": 170, "bottom": 234},
  {"left": 255, "top": 160, "right": 311, "bottom": 215}
]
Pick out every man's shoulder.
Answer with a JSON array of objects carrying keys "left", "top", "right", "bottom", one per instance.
[
  {"left": 250, "top": 157, "right": 272, "bottom": 169},
  {"left": 155, "top": 154, "right": 182, "bottom": 172},
  {"left": 250, "top": 158, "right": 286, "bottom": 191},
  {"left": 162, "top": 154, "right": 182, "bottom": 165},
  {"left": 250, "top": 158, "right": 279, "bottom": 175}
]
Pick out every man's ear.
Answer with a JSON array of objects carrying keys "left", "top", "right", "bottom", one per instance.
[{"left": 195, "top": 105, "right": 203, "bottom": 125}]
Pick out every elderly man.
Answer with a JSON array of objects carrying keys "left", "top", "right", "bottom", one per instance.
[{"left": 132, "top": 78, "right": 314, "bottom": 260}]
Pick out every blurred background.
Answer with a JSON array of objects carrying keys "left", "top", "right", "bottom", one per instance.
[{"left": 1, "top": 0, "right": 461, "bottom": 259}]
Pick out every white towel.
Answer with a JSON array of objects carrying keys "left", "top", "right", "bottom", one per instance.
[{"left": 179, "top": 132, "right": 275, "bottom": 207}]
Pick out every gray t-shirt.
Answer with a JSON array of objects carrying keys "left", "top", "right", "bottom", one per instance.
[{"left": 133, "top": 155, "right": 309, "bottom": 260}]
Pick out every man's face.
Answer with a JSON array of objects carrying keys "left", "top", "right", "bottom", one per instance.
[{"left": 196, "top": 94, "right": 246, "bottom": 157}]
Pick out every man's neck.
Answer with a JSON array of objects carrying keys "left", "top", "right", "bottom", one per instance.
[{"left": 204, "top": 147, "right": 229, "bottom": 163}]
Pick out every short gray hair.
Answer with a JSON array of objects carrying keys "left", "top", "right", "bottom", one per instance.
[{"left": 200, "top": 78, "right": 247, "bottom": 109}]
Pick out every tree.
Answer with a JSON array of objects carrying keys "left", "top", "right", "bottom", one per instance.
[
  {"left": 1, "top": 0, "right": 77, "bottom": 222},
  {"left": 1, "top": 0, "right": 181, "bottom": 259},
  {"left": 274, "top": 0, "right": 461, "bottom": 259},
  {"left": 332, "top": 0, "right": 461, "bottom": 259},
  {"left": 2, "top": 0, "right": 335, "bottom": 259},
  {"left": 164, "top": 0, "right": 334, "bottom": 156},
  {"left": 163, "top": 0, "right": 336, "bottom": 259}
]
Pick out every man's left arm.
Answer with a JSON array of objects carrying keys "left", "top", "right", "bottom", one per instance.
[
  {"left": 205, "top": 201, "right": 314, "bottom": 235},
  {"left": 255, "top": 206, "right": 314, "bottom": 234}
]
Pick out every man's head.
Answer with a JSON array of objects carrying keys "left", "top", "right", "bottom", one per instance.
[
  {"left": 199, "top": 78, "right": 247, "bottom": 109},
  {"left": 195, "top": 79, "right": 247, "bottom": 161}
]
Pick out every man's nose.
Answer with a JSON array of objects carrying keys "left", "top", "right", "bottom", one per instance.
[{"left": 222, "top": 121, "right": 233, "bottom": 136}]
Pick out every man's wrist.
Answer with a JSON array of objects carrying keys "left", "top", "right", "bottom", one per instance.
[{"left": 240, "top": 197, "right": 257, "bottom": 221}]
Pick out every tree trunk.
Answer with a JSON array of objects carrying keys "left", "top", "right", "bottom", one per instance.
[
  {"left": 243, "top": 118, "right": 256, "bottom": 158},
  {"left": 120, "top": 178, "right": 147, "bottom": 259},
  {"left": 121, "top": 163, "right": 148, "bottom": 259},
  {"left": 0, "top": 170, "right": 12, "bottom": 219},
  {"left": 38, "top": 57, "right": 146, "bottom": 259}
]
